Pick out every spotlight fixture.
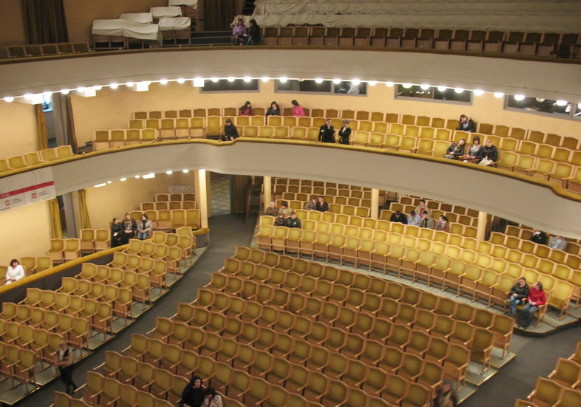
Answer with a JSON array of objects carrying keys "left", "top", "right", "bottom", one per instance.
[
  {"left": 243, "top": 76, "right": 252, "bottom": 83},
  {"left": 120, "top": 177, "right": 127, "bottom": 182},
  {"left": 125, "top": 82, "right": 135, "bottom": 87},
  {"left": 474, "top": 89, "right": 484, "bottom": 96},
  {"left": 367, "top": 81, "right": 377, "bottom": 86},
  {"left": 279, "top": 76, "right": 288, "bottom": 83},
  {"left": 555, "top": 100, "right": 568, "bottom": 107},
  {"left": 94, "top": 183, "right": 107, "bottom": 188},
  {"left": 261, "top": 76, "right": 270, "bottom": 82},
  {"left": 385, "top": 81, "right": 394, "bottom": 87},
  {"left": 315, "top": 78, "right": 324, "bottom": 84},
  {"left": 211, "top": 77, "right": 219, "bottom": 83},
  {"left": 142, "top": 173, "right": 155, "bottom": 179},
  {"left": 436, "top": 86, "right": 447, "bottom": 92},
  {"left": 402, "top": 83, "right": 413, "bottom": 89},
  {"left": 494, "top": 92, "right": 504, "bottom": 98},
  {"left": 227, "top": 77, "right": 235, "bottom": 82},
  {"left": 454, "top": 87, "right": 464, "bottom": 94},
  {"left": 177, "top": 78, "right": 186, "bottom": 84},
  {"left": 159, "top": 79, "right": 169, "bottom": 85},
  {"left": 351, "top": 79, "right": 361, "bottom": 86},
  {"left": 182, "top": 169, "right": 190, "bottom": 174},
  {"left": 3, "top": 96, "right": 14, "bottom": 102},
  {"left": 109, "top": 83, "right": 119, "bottom": 89},
  {"left": 332, "top": 78, "right": 341, "bottom": 84},
  {"left": 420, "top": 84, "right": 431, "bottom": 90},
  {"left": 165, "top": 170, "right": 173, "bottom": 175},
  {"left": 513, "top": 94, "right": 526, "bottom": 101}
]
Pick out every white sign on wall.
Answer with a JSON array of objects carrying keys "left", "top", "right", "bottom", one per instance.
[{"left": 0, "top": 167, "right": 56, "bottom": 213}]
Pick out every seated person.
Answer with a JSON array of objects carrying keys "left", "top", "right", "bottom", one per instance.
[
  {"left": 137, "top": 214, "right": 152, "bottom": 240},
  {"left": 231, "top": 18, "right": 247, "bottom": 45},
  {"left": 530, "top": 229, "right": 548, "bottom": 245},
  {"left": 120, "top": 213, "right": 137, "bottom": 245},
  {"left": 285, "top": 212, "right": 302, "bottom": 228},
  {"left": 461, "top": 135, "right": 483, "bottom": 164},
  {"left": 457, "top": 114, "right": 475, "bottom": 132},
  {"left": 111, "top": 217, "right": 123, "bottom": 247},
  {"left": 434, "top": 215, "right": 450, "bottom": 232},
  {"left": 304, "top": 197, "right": 317, "bottom": 211},
  {"left": 479, "top": 138, "right": 499, "bottom": 166},
  {"left": 244, "top": 19, "right": 261, "bottom": 45},
  {"left": 278, "top": 201, "right": 292, "bottom": 217},
  {"left": 407, "top": 210, "right": 421, "bottom": 227},
  {"left": 390, "top": 210, "right": 408, "bottom": 224},
  {"left": 266, "top": 101, "right": 281, "bottom": 117},
  {"left": 419, "top": 211, "right": 434, "bottom": 228},
  {"left": 273, "top": 213, "right": 287, "bottom": 226},
  {"left": 223, "top": 119, "right": 239, "bottom": 141},
  {"left": 315, "top": 196, "right": 329, "bottom": 212},
  {"left": 548, "top": 235, "right": 567, "bottom": 251},
  {"left": 239, "top": 101, "right": 253, "bottom": 116},
  {"left": 5, "top": 259, "right": 25, "bottom": 284},
  {"left": 291, "top": 100, "right": 306, "bottom": 117},
  {"left": 319, "top": 118, "right": 336, "bottom": 143},
  {"left": 507, "top": 277, "right": 529, "bottom": 316},
  {"left": 517, "top": 281, "right": 546, "bottom": 329},
  {"left": 445, "top": 139, "right": 466, "bottom": 160},
  {"left": 338, "top": 120, "right": 352, "bottom": 145},
  {"left": 265, "top": 201, "right": 279, "bottom": 217}
]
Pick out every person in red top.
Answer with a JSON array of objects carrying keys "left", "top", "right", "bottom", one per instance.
[
  {"left": 517, "top": 281, "right": 547, "bottom": 329},
  {"left": 239, "top": 101, "right": 254, "bottom": 116}
]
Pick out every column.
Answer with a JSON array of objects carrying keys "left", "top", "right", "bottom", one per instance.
[
  {"left": 477, "top": 211, "right": 488, "bottom": 241},
  {"left": 195, "top": 170, "right": 209, "bottom": 229},
  {"left": 370, "top": 188, "right": 379, "bottom": 219},
  {"left": 263, "top": 176, "right": 272, "bottom": 213}
]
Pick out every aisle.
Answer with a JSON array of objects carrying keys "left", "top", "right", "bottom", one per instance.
[{"left": 18, "top": 214, "right": 257, "bottom": 407}]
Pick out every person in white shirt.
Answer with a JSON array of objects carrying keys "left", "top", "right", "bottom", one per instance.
[
  {"left": 407, "top": 210, "right": 421, "bottom": 227},
  {"left": 5, "top": 259, "right": 25, "bottom": 284}
]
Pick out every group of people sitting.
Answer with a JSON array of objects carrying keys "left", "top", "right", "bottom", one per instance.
[
  {"left": 179, "top": 375, "right": 222, "bottom": 407},
  {"left": 444, "top": 114, "right": 498, "bottom": 166},
  {"left": 507, "top": 277, "right": 548, "bottom": 329},
  {"left": 111, "top": 213, "right": 153, "bottom": 247},
  {"left": 231, "top": 18, "right": 261, "bottom": 45},
  {"left": 238, "top": 100, "right": 308, "bottom": 117},
  {"left": 389, "top": 200, "right": 451, "bottom": 231},
  {"left": 530, "top": 229, "right": 568, "bottom": 251},
  {"left": 266, "top": 201, "right": 302, "bottom": 228}
]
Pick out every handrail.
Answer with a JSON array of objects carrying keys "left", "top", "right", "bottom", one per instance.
[{"left": 2, "top": 138, "right": 579, "bottom": 202}]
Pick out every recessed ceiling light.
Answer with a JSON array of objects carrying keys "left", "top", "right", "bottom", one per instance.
[
  {"left": 402, "top": 83, "right": 413, "bottom": 89},
  {"left": 437, "top": 86, "right": 447, "bottom": 92},
  {"left": 555, "top": 100, "right": 568, "bottom": 106},
  {"left": 177, "top": 78, "right": 186, "bottom": 84},
  {"left": 120, "top": 177, "right": 127, "bottom": 182},
  {"left": 76, "top": 87, "right": 86, "bottom": 93},
  {"left": 109, "top": 83, "right": 119, "bottom": 89},
  {"left": 420, "top": 84, "right": 431, "bottom": 90},
  {"left": 243, "top": 76, "right": 252, "bottom": 83},
  {"left": 513, "top": 94, "right": 526, "bottom": 101},
  {"left": 3, "top": 96, "right": 14, "bottom": 102},
  {"left": 159, "top": 79, "right": 169, "bottom": 85},
  {"left": 454, "top": 87, "right": 464, "bottom": 94},
  {"left": 261, "top": 76, "right": 270, "bottom": 82},
  {"left": 182, "top": 169, "right": 190, "bottom": 174},
  {"left": 211, "top": 77, "right": 219, "bottom": 83},
  {"left": 351, "top": 79, "right": 361, "bottom": 86},
  {"left": 279, "top": 76, "right": 288, "bottom": 83},
  {"left": 315, "top": 78, "right": 324, "bottom": 84},
  {"left": 474, "top": 89, "right": 484, "bottom": 96},
  {"left": 227, "top": 77, "right": 235, "bottom": 82},
  {"left": 367, "top": 81, "right": 377, "bottom": 86},
  {"left": 332, "top": 78, "right": 341, "bottom": 84},
  {"left": 385, "top": 81, "right": 394, "bottom": 87},
  {"left": 166, "top": 170, "right": 173, "bottom": 175},
  {"left": 125, "top": 82, "right": 135, "bottom": 87},
  {"left": 494, "top": 92, "right": 504, "bottom": 98}
]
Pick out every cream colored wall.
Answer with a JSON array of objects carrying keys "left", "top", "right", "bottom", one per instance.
[
  {"left": 64, "top": 0, "right": 168, "bottom": 43},
  {"left": 0, "top": 0, "right": 26, "bottom": 49},
  {"left": 70, "top": 80, "right": 581, "bottom": 147},
  {"left": 0, "top": 201, "right": 52, "bottom": 267},
  {"left": 84, "top": 172, "right": 194, "bottom": 229},
  {"left": 0, "top": 102, "right": 38, "bottom": 158}
]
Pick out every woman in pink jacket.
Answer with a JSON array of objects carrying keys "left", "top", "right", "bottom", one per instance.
[{"left": 518, "top": 281, "right": 547, "bottom": 329}]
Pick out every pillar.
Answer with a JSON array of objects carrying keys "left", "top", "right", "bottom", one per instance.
[
  {"left": 195, "top": 170, "right": 209, "bottom": 228},
  {"left": 477, "top": 211, "right": 488, "bottom": 241},
  {"left": 263, "top": 176, "right": 272, "bottom": 213},
  {"left": 371, "top": 188, "right": 379, "bottom": 219}
]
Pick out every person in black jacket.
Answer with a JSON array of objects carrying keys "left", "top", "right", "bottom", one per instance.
[
  {"left": 286, "top": 212, "right": 302, "bottom": 228},
  {"left": 507, "top": 277, "right": 530, "bottom": 316},
  {"left": 266, "top": 101, "right": 280, "bottom": 117},
  {"left": 56, "top": 340, "right": 77, "bottom": 394},
  {"left": 457, "top": 114, "right": 476, "bottom": 132},
  {"left": 530, "top": 229, "right": 548, "bottom": 245},
  {"left": 179, "top": 376, "right": 206, "bottom": 407},
  {"left": 111, "top": 217, "right": 123, "bottom": 247},
  {"left": 319, "top": 118, "right": 335, "bottom": 143},
  {"left": 245, "top": 19, "right": 261, "bottom": 45},
  {"left": 316, "top": 196, "right": 329, "bottom": 212},
  {"left": 223, "top": 119, "right": 239, "bottom": 141},
  {"left": 338, "top": 119, "right": 352, "bottom": 145},
  {"left": 479, "top": 138, "right": 499, "bottom": 166},
  {"left": 445, "top": 139, "right": 466, "bottom": 160},
  {"left": 389, "top": 210, "right": 408, "bottom": 224}
]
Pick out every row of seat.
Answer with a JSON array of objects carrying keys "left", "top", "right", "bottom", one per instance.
[
  {"left": 48, "top": 238, "right": 84, "bottom": 264},
  {"left": 254, "top": 222, "right": 576, "bottom": 319},
  {"left": 384, "top": 204, "right": 479, "bottom": 228},
  {"left": 154, "top": 193, "right": 196, "bottom": 202},
  {"left": 0, "top": 319, "right": 63, "bottom": 368},
  {"left": 280, "top": 193, "right": 372, "bottom": 208},
  {"left": 127, "top": 209, "right": 201, "bottom": 231},
  {"left": 140, "top": 200, "right": 197, "bottom": 211},
  {"left": 506, "top": 225, "right": 581, "bottom": 255},
  {"left": 281, "top": 187, "right": 372, "bottom": 199},
  {"left": 518, "top": 342, "right": 581, "bottom": 407},
  {"left": 78, "top": 229, "right": 111, "bottom": 254},
  {"left": 0, "top": 342, "right": 36, "bottom": 392},
  {"left": 276, "top": 198, "right": 371, "bottom": 218},
  {"left": 261, "top": 26, "right": 581, "bottom": 59},
  {"left": 117, "top": 242, "right": 185, "bottom": 275},
  {"left": 155, "top": 310, "right": 433, "bottom": 406},
  {"left": 259, "top": 214, "right": 579, "bottom": 287},
  {"left": 93, "top": 128, "right": 159, "bottom": 150},
  {"left": 130, "top": 109, "right": 579, "bottom": 151},
  {"left": 6, "top": 42, "right": 90, "bottom": 58},
  {"left": 1, "top": 303, "right": 89, "bottom": 351},
  {"left": 0, "top": 145, "right": 74, "bottom": 173},
  {"left": 81, "top": 262, "right": 164, "bottom": 292}
]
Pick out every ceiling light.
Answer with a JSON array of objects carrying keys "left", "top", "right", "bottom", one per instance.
[
  {"left": 385, "top": 81, "right": 394, "bottom": 87},
  {"left": 165, "top": 170, "right": 173, "bottom": 175},
  {"left": 211, "top": 77, "right": 219, "bottom": 83},
  {"left": 351, "top": 79, "right": 361, "bottom": 86},
  {"left": 76, "top": 87, "right": 86, "bottom": 93},
  {"left": 577, "top": 102, "right": 581, "bottom": 109},
  {"left": 494, "top": 92, "right": 504, "bottom": 98},
  {"left": 315, "top": 78, "right": 324, "bottom": 84},
  {"left": 159, "top": 79, "right": 169, "bottom": 85},
  {"left": 402, "top": 83, "right": 413, "bottom": 89},
  {"left": 107, "top": 181, "right": 112, "bottom": 184},
  {"left": 243, "top": 76, "right": 252, "bottom": 83},
  {"left": 93, "top": 85, "right": 103, "bottom": 91},
  {"left": 109, "top": 83, "right": 119, "bottom": 89},
  {"left": 94, "top": 183, "right": 107, "bottom": 188},
  {"left": 3, "top": 96, "right": 14, "bottom": 103},
  {"left": 367, "top": 81, "right": 377, "bottom": 86},
  {"left": 142, "top": 173, "right": 155, "bottom": 179},
  {"left": 261, "top": 76, "right": 270, "bottom": 82},
  {"left": 135, "top": 82, "right": 150, "bottom": 92},
  {"left": 134, "top": 175, "right": 141, "bottom": 179},
  {"left": 437, "top": 86, "right": 447, "bottom": 92},
  {"left": 474, "top": 89, "right": 484, "bottom": 96},
  {"left": 555, "top": 100, "right": 568, "bottom": 107},
  {"left": 332, "top": 78, "right": 341, "bottom": 84},
  {"left": 182, "top": 169, "right": 190, "bottom": 174},
  {"left": 279, "top": 76, "right": 288, "bottom": 83},
  {"left": 227, "top": 77, "right": 235, "bottom": 82},
  {"left": 454, "top": 87, "right": 464, "bottom": 94},
  {"left": 193, "top": 78, "right": 204, "bottom": 87},
  {"left": 125, "top": 82, "right": 135, "bottom": 87},
  {"left": 513, "top": 94, "right": 526, "bottom": 101},
  {"left": 177, "top": 78, "right": 186, "bottom": 84},
  {"left": 120, "top": 177, "right": 127, "bottom": 182},
  {"left": 420, "top": 84, "right": 431, "bottom": 90}
]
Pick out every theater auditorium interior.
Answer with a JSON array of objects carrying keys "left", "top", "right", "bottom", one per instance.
[{"left": 0, "top": 0, "right": 580, "bottom": 406}]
